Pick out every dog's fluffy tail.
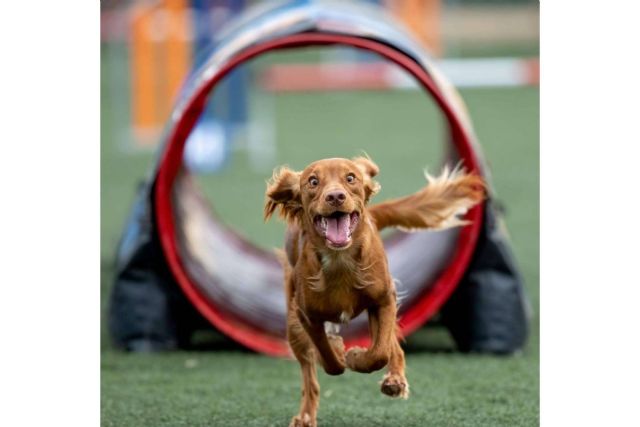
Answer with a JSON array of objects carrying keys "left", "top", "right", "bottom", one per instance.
[{"left": 368, "top": 165, "right": 486, "bottom": 232}]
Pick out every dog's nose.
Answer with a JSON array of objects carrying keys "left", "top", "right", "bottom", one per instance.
[{"left": 325, "top": 190, "right": 346, "bottom": 207}]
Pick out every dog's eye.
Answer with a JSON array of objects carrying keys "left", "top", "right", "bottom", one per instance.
[
  {"left": 346, "top": 173, "right": 356, "bottom": 184},
  {"left": 309, "top": 176, "right": 319, "bottom": 187}
]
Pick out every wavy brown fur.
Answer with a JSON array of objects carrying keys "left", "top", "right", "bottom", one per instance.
[{"left": 264, "top": 166, "right": 302, "bottom": 222}]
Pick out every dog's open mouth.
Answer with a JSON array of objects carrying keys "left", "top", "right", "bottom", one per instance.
[{"left": 314, "top": 211, "right": 360, "bottom": 249}]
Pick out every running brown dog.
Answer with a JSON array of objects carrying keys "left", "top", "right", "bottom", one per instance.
[{"left": 264, "top": 156, "right": 485, "bottom": 427}]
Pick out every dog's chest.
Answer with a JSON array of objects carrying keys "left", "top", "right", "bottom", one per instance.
[
  {"left": 303, "top": 257, "right": 370, "bottom": 323},
  {"left": 305, "top": 285, "right": 363, "bottom": 323}
]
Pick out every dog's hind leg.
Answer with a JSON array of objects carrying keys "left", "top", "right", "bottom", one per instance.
[{"left": 287, "top": 305, "right": 320, "bottom": 427}]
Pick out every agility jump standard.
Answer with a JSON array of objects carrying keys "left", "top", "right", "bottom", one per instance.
[{"left": 109, "top": 2, "right": 529, "bottom": 356}]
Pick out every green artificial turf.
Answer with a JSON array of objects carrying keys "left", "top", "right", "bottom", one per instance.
[{"left": 101, "top": 45, "right": 539, "bottom": 426}]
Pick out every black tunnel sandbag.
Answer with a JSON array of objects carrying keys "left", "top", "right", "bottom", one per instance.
[
  {"left": 108, "top": 181, "right": 207, "bottom": 351},
  {"left": 441, "top": 200, "right": 531, "bottom": 354},
  {"left": 108, "top": 1, "right": 530, "bottom": 355}
]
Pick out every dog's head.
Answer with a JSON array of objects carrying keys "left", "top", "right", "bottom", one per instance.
[{"left": 265, "top": 156, "right": 381, "bottom": 250}]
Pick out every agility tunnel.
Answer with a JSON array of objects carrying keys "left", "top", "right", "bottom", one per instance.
[{"left": 109, "top": 1, "right": 530, "bottom": 356}]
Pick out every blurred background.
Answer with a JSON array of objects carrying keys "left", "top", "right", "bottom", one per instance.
[
  {"left": 101, "top": 0, "right": 538, "bottom": 268},
  {"left": 101, "top": 0, "right": 539, "bottom": 425}
]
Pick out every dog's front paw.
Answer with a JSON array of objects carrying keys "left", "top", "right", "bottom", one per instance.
[
  {"left": 345, "top": 346, "right": 367, "bottom": 371},
  {"left": 346, "top": 347, "right": 388, "bottom": 373},
  {"left": 380, "top": 372, "right": 410, "bottom": 399},
  {"left": 327, "top": 334, "right": 345, "bottom": 364},
  {"left": 289, "top": 412, "right": 316, "bottom": 427}
]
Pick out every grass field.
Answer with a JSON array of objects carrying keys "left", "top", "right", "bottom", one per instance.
[{"left": 101, "top": 50, "right": 539, "bottom": 425}]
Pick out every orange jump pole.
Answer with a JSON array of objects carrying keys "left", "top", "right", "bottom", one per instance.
[
  {"left": 130, "top": 3, "right": 159, "bottom": 144},
  {"left": 129, "top": 0, "right": 192, "bottom": 146},
  {"left": 386, "top": 0, "right": 442, "bottom": 56},
  {"left": 162, "top": 0, "right": 191, "bottom": 109}
]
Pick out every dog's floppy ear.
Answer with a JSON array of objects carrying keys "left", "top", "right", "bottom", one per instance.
[
  {"left": 264, "top": 166, "right": 302, "bottom": 222},
  {"left": 353, "top": 156, "right": 381, "bottom": 203}
]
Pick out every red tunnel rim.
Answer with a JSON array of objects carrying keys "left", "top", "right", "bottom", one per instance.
[{"left": 154, "top": 32, "right": 484, "bottom": 357}]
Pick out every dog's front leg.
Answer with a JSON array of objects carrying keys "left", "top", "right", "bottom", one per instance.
[
  {"left": 287, "top": 306, "right": 320, "bottom": 427},
  {"left": 297, "top": 309, "right": 345, "bottom": 376},
  {"left": 345, "top": 301, "right": 396, "bottom": 373},
  {"left": 363, "top": 297, "right": 409, "bottom": 398}
]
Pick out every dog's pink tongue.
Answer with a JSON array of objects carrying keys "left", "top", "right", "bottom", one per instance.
[{"left": 326, "top": 214, "right": 351, "bottom": 245}]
